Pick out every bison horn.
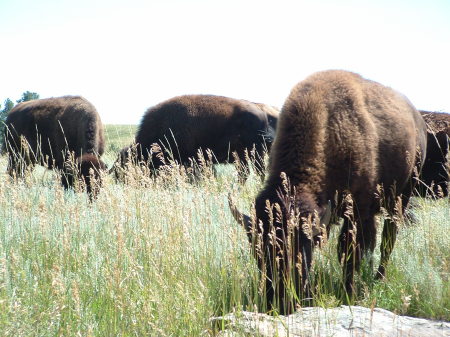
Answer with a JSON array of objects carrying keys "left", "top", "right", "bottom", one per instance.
[
  {"left": 320, "top": 200, "right": 332, "bottom": 226},
  {"left": 228, "top": 193, "right": 253, "bottom": 233}
]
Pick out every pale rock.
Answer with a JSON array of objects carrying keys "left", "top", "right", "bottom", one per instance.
[{"left": 211, "top": 305, "right": 450, "bottom": 337}]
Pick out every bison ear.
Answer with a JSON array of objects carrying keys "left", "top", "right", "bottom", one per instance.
[{"left": 228, "top": 193, "right": 253, "bottom": 233}]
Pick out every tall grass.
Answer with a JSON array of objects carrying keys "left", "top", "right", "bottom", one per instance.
[
  {"left": 0, "top": 155, "right": 262, "bottom": 336},
  {"left": 0, "top": 126, "right": 448, "bottom": 336}
]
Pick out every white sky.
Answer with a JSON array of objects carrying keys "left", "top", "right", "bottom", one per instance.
[{"left": 1, "top": 0, "right": 449, "bottom": 124}]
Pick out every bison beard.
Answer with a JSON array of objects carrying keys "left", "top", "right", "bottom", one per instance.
[{"left": 229, "top": 70, "right": 427, "bottom": 314}]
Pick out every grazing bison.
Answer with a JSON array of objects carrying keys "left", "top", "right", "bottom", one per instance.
[
  {"left": 417, "top": 110, "right": 449, "bottom": 197},
  {"left": 114, "top": 95, "right": 279, "bottom": 182},
  {"left": 229, "top": 70, "right": 427, "bottom": 313},
  {"left": 4, "top": 96, "right": 106, "bottom": 199}
]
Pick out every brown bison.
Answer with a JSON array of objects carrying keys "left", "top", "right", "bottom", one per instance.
[
  {"left": 229, "top": 70, "right": 427, "bottom": 313},
  {"left": 4, "top": 96, "right": 106, "bottom": 199},
  {"left": 417, "top": 110, "right": 449, "bottom": 197},
  {"left": 114, "top": 95, "right": 279, "bottom": 182}
]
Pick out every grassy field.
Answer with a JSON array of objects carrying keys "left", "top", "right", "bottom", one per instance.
[
  {"left": 0, "top": 125, "right": 448, "bottom": 336},
  {"left": 103, "top": 124, "right": 137, "bottom": 155}
]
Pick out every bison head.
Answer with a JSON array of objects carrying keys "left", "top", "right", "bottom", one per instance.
[
  {"left": 62, "top": 153, "right": 106, "bottom": 201},
  {"left": 228, "top": 182, "right": 331, "bottom": 313}
]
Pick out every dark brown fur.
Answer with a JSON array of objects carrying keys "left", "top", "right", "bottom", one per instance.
[
  {"left": 116, "top": 95, "right": 279, "bottom": 182},
  {"left": 418, "top": 111, "right": 449, "bottom": 197},
  {"left": 231, "top": 70, "right": 427, "bottom": 313},
  {"left": 4, "top": 96, "right": 106, "bottom": 198}
]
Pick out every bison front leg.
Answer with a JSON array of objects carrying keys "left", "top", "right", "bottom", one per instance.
[
  {"left": 337, "top": 215, "right": 359, "bottom": 298},
  {"left": 298, "top": 239, "right": 313, "bottom": 304},
  {"left": 338, "top": 214, "right": 378, "bottom": 299},
  {"left": 278, "top": 231, "right": 314, "bottom": 314},
  {"left": 264, "top": 246, "right": 313, "bottom": 315}
]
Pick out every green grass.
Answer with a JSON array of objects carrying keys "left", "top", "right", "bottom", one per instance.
[
  {"left": 0, "top": 130, "right": 448, "bottom": 336},
  {"left": 104, "top": 124, "right": 137, "bottom": 154}
]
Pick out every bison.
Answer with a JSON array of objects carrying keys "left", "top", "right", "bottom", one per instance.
[
  {"left": 229, "top": 70, "right": 427, "bottom": 313},
  {"left": 4, "top": 96, "right": 106, "bottom": 199},
  {"left": 113, "top": 95, "right": 279, "bottom": 182},
  {"left": 417, "top": 110, "right": 449, "bottom": 197}
]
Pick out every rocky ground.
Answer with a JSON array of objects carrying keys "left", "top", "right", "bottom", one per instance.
[{"left": 211, "top": 306, "right": 450, "bottom": 337}]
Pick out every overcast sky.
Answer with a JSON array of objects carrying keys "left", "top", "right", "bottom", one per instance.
[{"left": 1, "top": 0, "right": 449, "bottom": 124}]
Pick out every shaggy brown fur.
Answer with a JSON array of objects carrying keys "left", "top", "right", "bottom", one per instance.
[
  {"left": 4, "top": 96, "right": 106, "bottom": 198},
  {"left": 230, "top": 70, "right": 427, "bottom": 313},
  {"left": 115, "top": 95, "right": 279, "bottom": 182},
  {"left": 418, "top": 110, "right": 449, "bottom": 197}
]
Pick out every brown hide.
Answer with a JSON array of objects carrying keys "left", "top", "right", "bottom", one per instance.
[
  {"left": 232, "top": 70, "right": 427, "bottom": 313},
  {"left": 116, "top": 95, "right": 279, "bottom": 182},
  {"left": 4, "top": 96, "right": 106, "bottom": 198},
  {"left": 418, "top": 110, "right": 449, "bottom": 197}
]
